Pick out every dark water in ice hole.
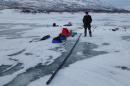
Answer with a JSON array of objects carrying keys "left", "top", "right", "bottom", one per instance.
[{"left": 2, "top": 40, "right": 107, "bottom": 86}]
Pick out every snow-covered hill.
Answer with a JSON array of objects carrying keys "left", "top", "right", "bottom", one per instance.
[{"left": 0, "top": 0, "right": 129, "bottom": 12}]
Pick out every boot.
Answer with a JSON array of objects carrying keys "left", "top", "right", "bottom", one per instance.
[
  {"left": 84, "top": 29, "right": 87, "bottom": 37},
  {"left": 89, "top": 31, "right": 92, "bottom": 37}
]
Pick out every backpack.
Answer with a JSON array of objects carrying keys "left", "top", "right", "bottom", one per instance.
[{"left": 61, "top": 28, "right": 71, "bottom": 37}]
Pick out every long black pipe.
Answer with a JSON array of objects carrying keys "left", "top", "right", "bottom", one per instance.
[{"left": 46, "top": 33, "right": 82, "bottom": 85}]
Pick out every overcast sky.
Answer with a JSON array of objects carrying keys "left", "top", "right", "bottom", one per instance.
[{"left": 103, "top": 0, "right": 130, "bottom": 10}]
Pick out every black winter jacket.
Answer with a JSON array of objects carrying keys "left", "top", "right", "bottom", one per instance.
[{"left": 83, "top": 15, "right": 92, "bottom": 26}]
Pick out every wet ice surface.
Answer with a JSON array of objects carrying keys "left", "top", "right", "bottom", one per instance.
[
  {"left": 122, "top": 36, "right": 130, "bottom": 41},
  {"left": 0, "top": 23, "right": 52, "bottom": 39},
  {"left": 7, "top": 49, "right": 26, "bottom": 56},
  {"left": 0, "top": 63, "right": 23, "bottom": 77},
  {"left": 102, "top": 43, "right": 110, "bottom": 46},
  {"left": 3, "top": 40, "right": 107, "bottom": 86},
  {"left": 0, "top": 65, "right": 12, "bottom": 73}
]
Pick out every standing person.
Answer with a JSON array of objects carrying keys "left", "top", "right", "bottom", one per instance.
[{"left": 83, "top": 12, "right": 92, "bottom": 37}]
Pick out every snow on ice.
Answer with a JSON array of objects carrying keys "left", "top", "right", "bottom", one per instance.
[{"left": 0, "top": 9, "right": 130, "bottom": 86}]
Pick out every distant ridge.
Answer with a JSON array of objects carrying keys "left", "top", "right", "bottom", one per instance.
[{"left": 0, "top": 0, "right": 130, "bottom": 13}]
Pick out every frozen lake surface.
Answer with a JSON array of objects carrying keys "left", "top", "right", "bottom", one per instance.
[{"left": 0, "top": 9, "right": 130, "bottom": 86}]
